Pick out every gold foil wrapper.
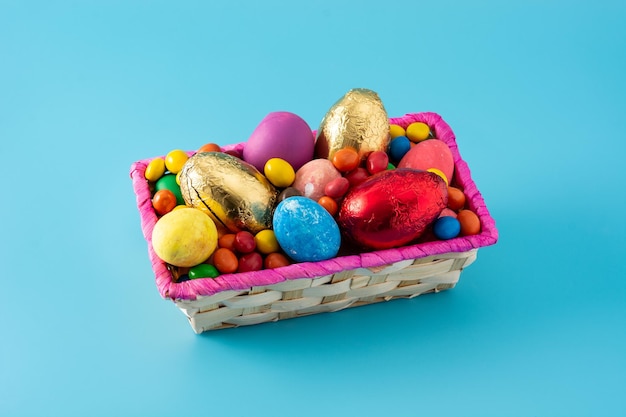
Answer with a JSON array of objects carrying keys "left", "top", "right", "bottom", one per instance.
[
  {"left": 179, "top": 152, "right": 278, "bottom": 234},
  {"left": 315, "top": 88, "right": 390, "bottom": 161}
]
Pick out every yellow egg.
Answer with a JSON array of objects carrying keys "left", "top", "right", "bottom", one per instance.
[
  {"left": 389, "top": 124, "right": 406, "bottom": 139},
  {"left": 145, "top": 158, "right": 166, "bottom": 182},
  {"left": 264, "top": 158, "right": 295, "bottom": 188},
  {"left": 151, "top": 208, "right": 218, "bottom": 267},
  {"left": 254, "top": 229, "right": 280, "bottom": 254},
  {"left": 406, "top": 122, "right": 431, "bottom": 143},
  {"left": 165, "top": 149, "right": 189, "bottom": 174}
]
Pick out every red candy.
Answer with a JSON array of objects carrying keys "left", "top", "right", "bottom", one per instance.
[
  {"left": 152, "top": 189, "right": 177, "bottom": 215},
  {"left": 344, "top": 167, "right": 370, "bottom": 187},
  {"left": 324, "top": 177, "right": 350, "bottom": 199},
  {"left": 238, "top": 252, "right": 263, "bottom": 273},
  {"left": 234, "top": 231, "right": 256, "bottom": 253},
  {"left": 366, "top": 151, "right": 389, "bottom": 175}
]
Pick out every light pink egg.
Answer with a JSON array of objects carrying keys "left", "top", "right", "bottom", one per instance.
[{"left": 292, "top": 159, "right": 341, "bottom": 201}]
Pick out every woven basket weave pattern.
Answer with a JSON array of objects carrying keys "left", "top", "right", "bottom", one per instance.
[{"left": 130, "top": 112, "right": 498, "bottom": 332}]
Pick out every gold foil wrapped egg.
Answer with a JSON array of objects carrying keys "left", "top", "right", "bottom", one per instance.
[
  {"left": 315, "top": 88, "right": 390, "bottom": 161},
  {"left": 178, "top": 152, "right": 278, "bottom": 234}
]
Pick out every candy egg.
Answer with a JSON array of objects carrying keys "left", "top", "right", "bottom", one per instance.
[
  {"left": 397, "top": 139, "right": 455, "bottom": 184},
  {"left": 433, "top": 216, "right": 461, "bottom": 240},
  {"left": 243, "top": 111, "right": 315, "bottom": 172},
  {"left": 145, "top": 158, "right": 165, "bottom": 182},
  {"left": 264, "top": 158, "right": 296, "bottom": 188},
  {"left": 315, "top": 88, "right": 390, "bottom": 161},
  {"left": 292, "top": 159, "right": 341, "bottom": 201},
  {"left": 189, "top": 263, "right": 219, "bottom": 279},
  {"left": 338, "top": 169, "right": 448, "bottom": 250},
  {"left": 273, "top": 196, "right": 341, "bottom": 262},
  {"left": 151, "top": 208, "right": 218, "bottom": 267},
  {"left": 178, "top": 152, "right": 278, "bottom": 234}
]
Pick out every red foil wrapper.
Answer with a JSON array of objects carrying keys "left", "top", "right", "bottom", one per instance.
[{"left": 338, "top": 169, "right": 448, "bottom": 250}]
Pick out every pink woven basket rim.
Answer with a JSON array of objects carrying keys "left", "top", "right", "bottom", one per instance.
[{"left": 130, "top": 112, "right": 498, "bottom": 301}]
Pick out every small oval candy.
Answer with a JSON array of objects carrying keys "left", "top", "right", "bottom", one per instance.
[
  {"left": 366, "top": 151, "right": 389, "bottom": 175},
  {"left": 237, "top": 252, "right": 263, "bottom": 273},
  {"left": 388, "top": 136, "right": 411, "bottom": 163},
  {"left": 324, "top": 177, "right": 350, "bottom": 199},
  {"left": 254, "top": 230, "right": 280, "bottom": 254},
  {"left": 212, "top": 248, "right": 239, "bottom": 273},
  {"left": 344, "top": 167, "right": 370, "bottom": 187},
  {"left": 447, "top": 186, "right": 466, "bottom": 211},
  {"left": 264, "top": 252, "right": 291, "bottom": 269},
  {"left": 457, "top": 209, "right": 481, "bottom": 235},
  {"left": 433, "top": 216, "right": 461, "bottom": 240},
  {"left": 165, "top": 149, "right": 189, "bottom": 174},
  {"left": 197, "top": 143, "right": 222, "bottom": 153},
  {"left": 264, "top": 158, "right": 296, "bottom": 188},
  {"left": 152, "top": 189, "right": 177, "bottom": 215},
  {"left": 405, "top": 122, "right": 431, "bottom": 143},
  {"left": 389, "top": 124, "right": 406, "bottom": 139},
  {"left": 155, "top": 174, "right": 184, "bottom": 205},
  {"left": 145, "top": 158, "right": 166, "bottom": 182},
  {"left": 332, "top": 147, "right": 360, "bottom": 172},
  {"left": 318, "top": 196, "right": 339, "bottom": 216},
  {"left": 218, "top": 233, "right": 237, "bottom": 251},
  {"left": 234, "top": 231, "right": 256, "bottom": 253},
  {"left": 189, "top": 263, "right": 219, "bottom": 279},
  {"left": 278, "top": 186, "right": 302, "bottom": 202}
]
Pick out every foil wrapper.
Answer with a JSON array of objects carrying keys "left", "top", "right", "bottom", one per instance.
[
  {"left": 179, "top": 152, "right": 278, "bottom": 234},
  {"left": 315, "top": 88, "right": 390, "bottom": 161}
]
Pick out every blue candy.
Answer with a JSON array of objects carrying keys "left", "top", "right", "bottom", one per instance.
[
  {"left": 433, "top": 216, "right": 461, "bottom": 240},
  {"left": 273, "top": 196, "right": 341, "bottom": 262},
  {"left": 388, "top": 136, "right": 411, "bottom": 163}
]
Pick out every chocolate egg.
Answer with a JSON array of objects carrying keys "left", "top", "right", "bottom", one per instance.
[
  {"left": 243, "top": 111, "right": 315, "bottom": 172},
  {"left": 315, "top": 88, "right": 390, "bottom": 161},
  {"left": 397, "top": 139, "right": 455, "bottom": 184},
  {"left": 337, "top": 169, "right": 448, "bottom": 250},
  {"left": 178, "top": 152, "right": 278, "bottom": 234}
]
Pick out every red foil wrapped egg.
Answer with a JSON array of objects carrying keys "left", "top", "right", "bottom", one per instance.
[{"left": 337, "top": 169, "right": 448, "bottom": 250}]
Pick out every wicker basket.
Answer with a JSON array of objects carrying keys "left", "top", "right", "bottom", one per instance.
[{"left": 130, "top": 112, "right": 498, "bottom": 333}]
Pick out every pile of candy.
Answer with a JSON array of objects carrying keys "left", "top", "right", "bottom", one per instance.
[{"left": 143, "top": 89, "right": 481, "bottom": 282}]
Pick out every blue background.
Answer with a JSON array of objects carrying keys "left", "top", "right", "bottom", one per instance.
[{"left": 1, "top": 1, "right": 625, "bottom": 416}]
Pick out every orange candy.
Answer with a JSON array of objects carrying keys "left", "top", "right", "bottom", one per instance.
[
  {"left": 318, "top": 196, "right": 338, "bottom": 216},
  {"left": 218, "top": 234, "right": 237, "bottom": 252},
  {"left": 457, "top": 210, "right": 481, "bottom": 236},
  {"left": 212, "top": 248, "right": 239, "bottom": 273},
  {"left": 332, "top": 147, "right": 360, "bottom": 172},
  {"left": 197, "top": 142, "right": 222, "bottom": 153},
  {"left": 264, "top": 252, "right": 291, "bottom": 269},
  {"left": 152, "top": 189, "right": 177, "bottom": 215},
  {"left": 447, "top": 187, "right": 466, "bottom": 211}
]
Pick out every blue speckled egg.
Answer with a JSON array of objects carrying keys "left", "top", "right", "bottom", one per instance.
[{"left": 272, "top": 196, "right": 341, "bottom": 262}]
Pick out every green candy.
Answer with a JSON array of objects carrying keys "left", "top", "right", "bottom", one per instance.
[
  {"left": 189, "top": 264, "right": 220, "bottom": 279},
  {"left": 155, "top": 174, "right": 184, "bottom": 205}
]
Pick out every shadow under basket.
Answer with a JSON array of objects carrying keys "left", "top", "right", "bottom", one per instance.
[{"left": 130, "top": 112, "right": 498, "bottom": 333}]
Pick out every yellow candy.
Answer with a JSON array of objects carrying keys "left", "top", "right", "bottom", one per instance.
[
  {"left": 176, "top": 171, "right": 181, "bottom": 185},
  {"left": 145, "top": 158, "right": 166, "bottom": 182},
  {"left": 264, "top": 158, "right": 295, "bottom": 188},
  {"left": 427, "top": 168, "right": 449, "bottom": 186},
  {"left": 406, "top": 122, "right": 430, "bottom": 143},
  {"left": 165, "top": 149, "right": 189, "bottom": 174},
  {"left": 389, "top": 124, "right": 406, "bottom": 139},
  {"left": 172, "top": 204, "right": 188, "bottom": 211},
  {"left": 254, "top": 229, "right": 280, "bottom": 254}
]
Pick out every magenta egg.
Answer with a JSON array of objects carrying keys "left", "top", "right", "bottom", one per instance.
[
  {"left": 243, "top": 112, "right": 315, "bottom": 172},
  {"left": 337, "top": 169, "right": 448, "bottom": 250}
]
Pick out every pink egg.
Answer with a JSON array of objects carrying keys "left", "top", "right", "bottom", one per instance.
[
  {"left": 292, "top": 159, "right": 341, "bottom": 201},
  {"left": 243, "top": 112, "right": 315, "bottom": 172},
  {"left": 397, "top": 139, "right": 454, "bottom": 182}
]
